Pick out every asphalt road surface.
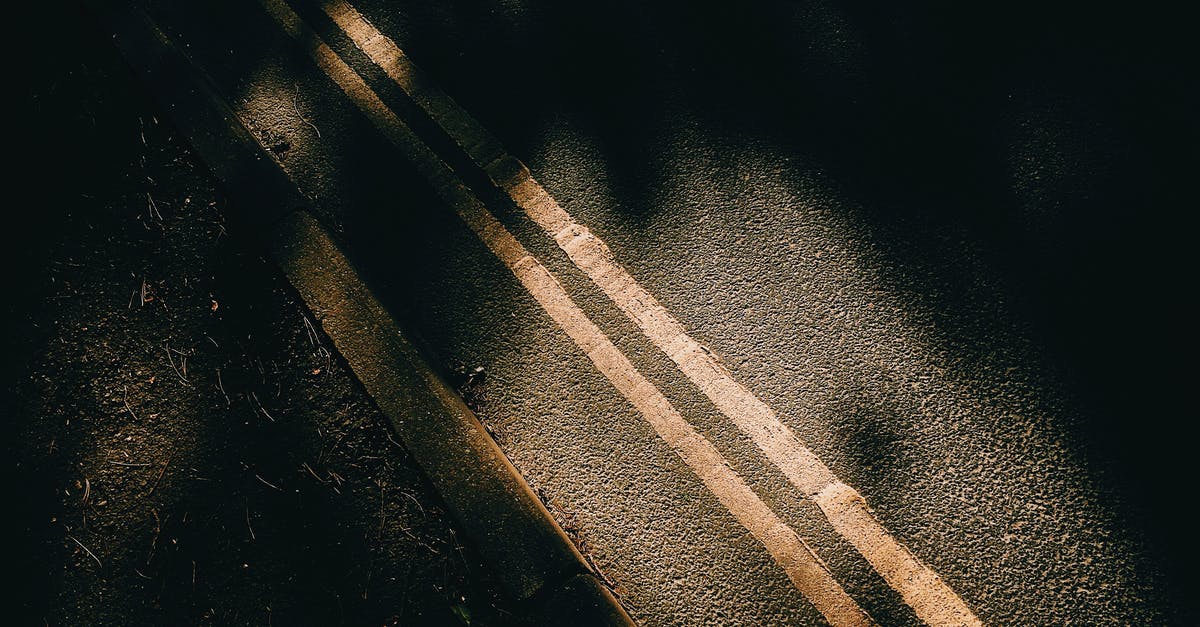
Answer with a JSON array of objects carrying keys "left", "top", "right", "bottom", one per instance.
[{"left": 52, "top": 0, "right": 1199, "bottom": 624}]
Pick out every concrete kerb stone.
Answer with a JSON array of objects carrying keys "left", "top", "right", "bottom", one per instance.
[
  {"left": 89, "top": 3, "right": 636, "bottom": 624},
  {"left": 269, "top": 211, "right": 584, "bottom": 601}
]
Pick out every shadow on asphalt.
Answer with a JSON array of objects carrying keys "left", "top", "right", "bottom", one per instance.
[
  {"left": 348, "top": 0, "right": 1195, "bottom": 611},
  {"left": 13, "top": 0, "right": 1192, "bottom": 622}
]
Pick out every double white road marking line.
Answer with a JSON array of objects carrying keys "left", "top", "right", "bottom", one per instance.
[{"left": 258, "top": 0, "right": 981, "bottom": 623}]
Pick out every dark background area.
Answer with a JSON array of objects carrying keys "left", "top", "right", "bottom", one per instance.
[{"left": 8, "top": 0, "right": 1197, "bottom": 623}]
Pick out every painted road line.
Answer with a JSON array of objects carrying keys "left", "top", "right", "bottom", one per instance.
[
  {"left": 256, "top": 0, "right": 875, "bottom": 624},
  {"left": 95, "top": 4, "right": 630, "bottom": 619},
  {"left": 316, "top": 3, "right": 982, "bottom": 625}
]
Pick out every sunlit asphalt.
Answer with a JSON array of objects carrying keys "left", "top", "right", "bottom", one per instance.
[{"left": 133, "top": 1, "right": 1195, "bottom": 623}]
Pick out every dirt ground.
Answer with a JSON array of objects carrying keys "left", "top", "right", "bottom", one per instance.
[{"left": 8, "top": 6, "right": 513, "bottom": 625}]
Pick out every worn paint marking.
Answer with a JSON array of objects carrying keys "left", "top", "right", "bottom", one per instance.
[
  {"left": 258, "top": 0, "right": 874, "bottom": 623},
  {"left": 318, "top": 2, "right": 982, "bottom": 625}
]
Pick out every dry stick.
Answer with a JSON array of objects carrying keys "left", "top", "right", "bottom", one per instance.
[
  {"left": 585, "top": 551, "right": 618, "bottom": 590},
  {"left": 68, "top": 535, "right": 102, "bottom": 569},
  {"left": 146, "top": 193, "right": 162, "bottom": 220},
  {"left": 293, "top": 83, "right": 321, "bottom": 138},
  {"left": 398, "top": 490, "right": 425, "bottom": 518},
  {"left": 396, "top": 523, "right": 419, "bottom": 542},
  {"left": 123, "top": 385, "right": 138, "bottom": 420},
  {"left": 302, "top": 314, "right": 320, "bottom": 346},
  {"left": 449, "top": 528, "right": 470, "bottom": 573},
  {"left": 377, "top": 479, "right": 385, "bottom": 537},
  {"left": 254, "top": 474, "right": 282, "bottom": 491},
  {"left": 217, "top": 369, "right": 230, "bottom": 406},
  {"left": 302, "top": 462, "right": 327, "bottom": 483},
  {"left": 147, "top": 509, "right": 162, "bottom": 565},
  {"left": 164, "top": 344, "right": 191, "bottom": 386},
  {"left": 245, "top": 501, "right": 256, "bottom": 541},
  {"left": 250, "top": 392, "right": 276, "bottom": 422},
  {"left": 147, "top": 455, "right": 171, "bottom": 496}
]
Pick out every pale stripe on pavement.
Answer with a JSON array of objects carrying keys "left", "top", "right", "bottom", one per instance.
[
  {"left": 257, "top": 0, "right": 875, "bottom": 623},
  {"left": 318, "top": 2, "right": 981, "bottom": 624}
]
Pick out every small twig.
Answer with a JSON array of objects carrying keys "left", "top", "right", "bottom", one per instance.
[
  {"left": 68, "top": 535, "right": 102, "bottom": 569},
  {"left": 302, "top": 315, "right": 320, "bottom": 347},
  {"left": 147, "top": 509, "right": 161, "bottom": 565},
  {"left": 584, "top": 551, "right": 617, "bottom": 589},
  {"left": 109, "top": 461, "right": 152, "bottom": 467},
  {"left": 123, "top": 385, "right": 138, "bottom": 420},
  {"left": 319, "top": 346, "right": 331, "bottom": 372},
  {"left": 249, "top": 392, "right": 275, "bottom": 422},
  {"left": 399, "top": 490, "right": 426, "bottom": 518},
  {"left": 164, "top": 344, "right": 191, "bottom": 386},
  {"left": 378, "top": 479, "right": 386, "bottom": 537},
  {"left": 146, "top": 193, "right": 162, "bottom": 221},
  {"left": 147, "top": 455, "right": 171, "bottom": 496},
  {"left": 216, "top": 369, "right": 230, "bottom": 407},
  {"left": 293, "top": 83, "right": 321, "bottom": 138},
  {"left": 450, "top": 528, "right": 470, "bottom": 573},
  {"left": 245, "top": 501, "right": 256, "bottom": 541},
  {"left": 302, "top": 462, "right": 327, "bottom": 483},
  {"left": 254, "top": 474, "right": 282, "bottom": 491}
]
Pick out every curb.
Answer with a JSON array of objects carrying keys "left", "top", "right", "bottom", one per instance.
[
  {"left": 88, "top": 3, "right": 634, "bottom": 624},
  {"left": 269, "top": 210, "right": 602, "bottom": 606}
]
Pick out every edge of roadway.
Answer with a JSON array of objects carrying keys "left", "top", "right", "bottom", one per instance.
[{"left": 81, "top": 2, "right": 635, "bottom": 624}]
